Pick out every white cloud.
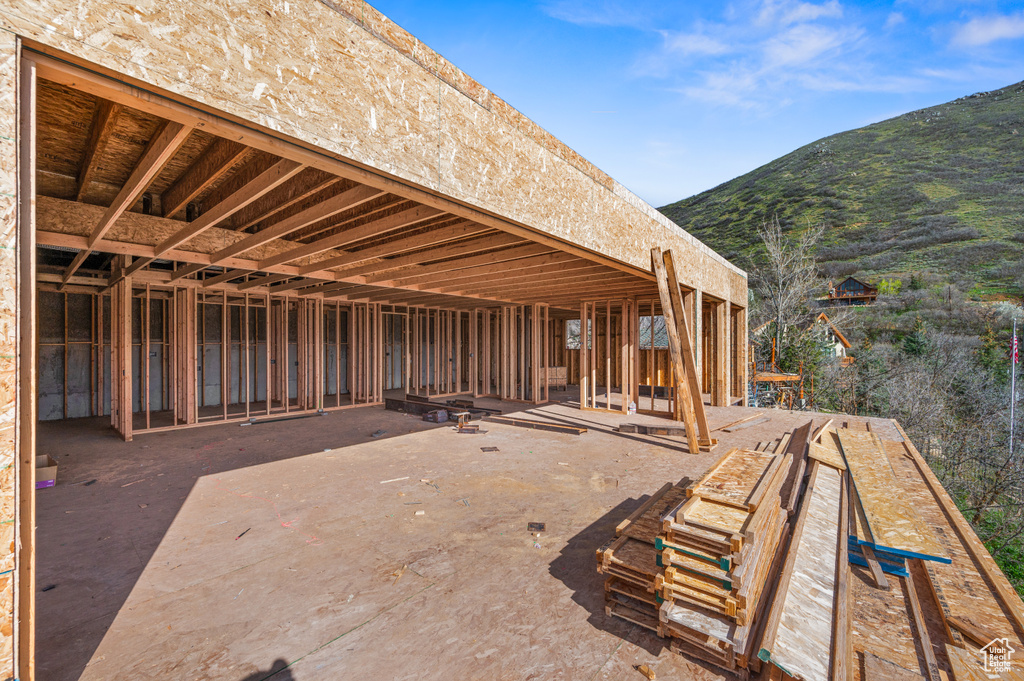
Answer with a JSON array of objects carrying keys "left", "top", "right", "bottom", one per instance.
[
  {"left": 763, "top": 24, "right": 856, "bottom": 68},
  {"left": 884, "top": 12, "right": 905, "bottom": 30},
  {"left": 757, "top": 0, "right": 844, "bottom": 27},
  {"left": 540, "top": 0, "right": 658, "bottom": 29},
  {"left": 952, "top": 13, "right": 1024, "bottom": 47},
  {"left": 662, "top": 31, "right": 732, "bottom": 56}
]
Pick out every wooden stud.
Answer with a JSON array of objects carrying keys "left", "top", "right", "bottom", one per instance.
[
  {"left": 63, "top": 121, "right": 191, "bottom": 284},
  {"left": 16, "top": 54, "right": 39, "bottom": 679}
]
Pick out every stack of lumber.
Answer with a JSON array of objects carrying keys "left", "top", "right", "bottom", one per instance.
[
  {"left": 596, "top": 434, "right": 801, "bottom": 675},
  {"left": 599, "top": 418, "right": 1024, "bottom": 680},
  {"left": 832, "top": 427, "right": 950, "bottom": 580},
  {"left": 656, "top": 447, "right": 790, "bottom": 670}
]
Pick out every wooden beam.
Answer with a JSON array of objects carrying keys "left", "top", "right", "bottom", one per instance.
[
  {"left": 237, "top": 273, "right": 291, "bottom": 290},
  {"left": 62, "top": 120, "right": 191, "bottom": 283},
  {"left": 161, "top": 137, "right": 247, "bottom": 218},
  {"left": 17, "top": 55, "right": 39, "bottom": 681},
  {"left": 228, "top": 167, "right": 339, "bottom": 231},
  {"left": 114, "top": 157, "right": 305, "bottom": 284},
  {"left": 75, "top": 100, "right": 120, "bottom": 202},
  {"left": 438, "top": 265, "right": 618, "bottom": 294},
  {"left": 296, "top": 221, "right": 485, "bottom": 275},
  {"left": 258, "top": 204, "right": 444, "bottom": 269},
  {"left": 155, "top": 158, "right": 304, "bottom": 257},
  {"left": 651, "top": 247, "right": 701, "bottom": 454},
  {"left": 359, "top": 239, "right": 547, "bottom": 284},
  {"left": 171, "top": 183, "right": 385, "bottom": 281},
  {"left": 385, "top": 250, "right": 576, "bottom": 288},
  {"left": 202, "top": 269, "right": 252, "bottom": 287},
  {"left": 662, "top": 249, "right": 712, "bottom": 440}
]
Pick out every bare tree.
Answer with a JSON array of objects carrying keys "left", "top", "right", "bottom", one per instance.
[{"left": 755, "top": 218, "right": 825, "bottom": 353}]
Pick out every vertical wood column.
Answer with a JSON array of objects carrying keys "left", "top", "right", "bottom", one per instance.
[
  {"left": 714, "top": 301, "right": 728, "bottom": 407},
  {"left": 694, "top": 289, "right": 703, "bottom": 396},
  {"left": 15, "top": 50, "right": 38, "bottom": 680},
  {"left": 579, "top": 302, "right": 588, "bottom": 408},
  {"left": 737, "top": 306, "right": 748, "bottom": 406},
  {"left": 109, "top": 257, "right": 133, "bottom": 440},
  {"left": 173, "top": 287, "right": 197, "bottom": 425}
]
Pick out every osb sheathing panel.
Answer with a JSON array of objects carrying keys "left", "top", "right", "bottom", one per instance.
[
  {"left": 0, "top": 29, "right": 16, "bottom": 681},
  {"left": 0, "top": 0, "right": 745, "bottom": 304}
]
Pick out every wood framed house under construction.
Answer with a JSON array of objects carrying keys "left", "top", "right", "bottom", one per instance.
[{"left": 1, "top": 3, "right": 1021, "bottom": 681}]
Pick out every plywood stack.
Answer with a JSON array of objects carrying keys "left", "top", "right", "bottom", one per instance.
[
  {"left": 656, "top": 447, "right": 791, "bottom": 670},
  {"left": 596, "top": 437, "right": 800, "bottom": 675},
  {"left": 596, "top": 483, "right": 689, "bottom": 633},
  {"left": 833, "top": 427, "right": 951, "bottom": 580}
]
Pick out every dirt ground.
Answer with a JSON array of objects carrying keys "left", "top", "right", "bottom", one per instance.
[{"left": 35, "top": 394, "right": 881, "bottom": 680}]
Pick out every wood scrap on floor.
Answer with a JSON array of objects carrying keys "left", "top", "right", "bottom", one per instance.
[
  {"left": 712, "top": 412, "right": 765, "bottom": 432},
  {"left": 485, "top": 415, "right": 587, "bottom": 435},
  {"left": 722, "top": 416, "right": 771, "bottom": 432}
]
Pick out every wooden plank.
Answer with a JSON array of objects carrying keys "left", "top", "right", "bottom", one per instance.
[
  {"left": 722, "top": 416, "right": 771, "bottom": 432},
  {"left": 837, "top": 429, "right": 948, "bottom": 563},
  {"left": 862, "top": 652, "right": 927, "bottom": 681},
  {"left": 615, "top": 482, "right": 674, "bottom": 537},
  {"left": 903, "top": 562, "right": 942, "bottom": 681},
  {"left": 759, "top": 461, "right": 843, "bottom": 681},
  {"left": 485, "top": 415, "right": 586, "bottom": 436},
  {"left": 945, "top": 644, "right": 1024, "bottom": 681},
  {"left": 662, "top": 250, "right": 712, "bottom": 438},
  {"left": 63, "top": 120, "right": 191, "bottom": 283},
  {"left": 17, "top": 56, "right": 39, "bottom": 681},
  {"left": 890, "top": 421, "right": 1024, "bottom": 641},
  {"left": 712, "top": 412, "right": 765, "bottom": 432},
  {"left": 651, "top": 247, "right": 701, "bottom": 454},
  {"left": 832, "top": 470, "right": 851, "bottom": 681},
  {"left": 687, "top": 449, "right": 781, "bottom": 512},
  {"left": 809, "top": 439, "right": 847, "bottom": 471},
  {"left": 947, "top": 615, "right": 998, "bottom": 649},
  {"left": 859, "top": 544, "right": 891, "bottom": 589},
  {"left": 161, "top": 137, "right": 247, "bottom": 218}
]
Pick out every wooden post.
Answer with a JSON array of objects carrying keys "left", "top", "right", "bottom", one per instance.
[
  {"left": 694, "top": 289, "right": 703, "bottom": 395},
  {"left": 651, "top": 248, "right": 701, "bottom": 455},
  {"left": 221, "top": 290, "right": 227, "bottom": 420},
  {"left": 716, "top": 300, "right": 728, "bottom": 407},
  {"left": 605, "top": 300, "right": 611, "bottom": 409},
  {"left": 579, "top": 303, "right": 588, "bottom": 409},
  {"left": 144, "top": 284, "right": 150, "bottom": 429},
  {"left": 16, "top": 55, "right": 39, "bottom": 678},
  {"left": 661, "top": 250, "right": 712, "bottom": 444}
]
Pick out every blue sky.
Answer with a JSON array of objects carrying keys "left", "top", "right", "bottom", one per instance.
[{"left": 368, "top": 0, "right": 1024, "bottom": 207}]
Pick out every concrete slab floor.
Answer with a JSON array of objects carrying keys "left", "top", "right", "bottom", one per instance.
[{"left": 36, "top": 399, "right": 887, "bottom": 680}]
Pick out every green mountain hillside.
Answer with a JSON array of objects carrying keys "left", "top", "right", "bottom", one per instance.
[{"left": 661, "top": 81, "right": 1024, "bottom": 298}]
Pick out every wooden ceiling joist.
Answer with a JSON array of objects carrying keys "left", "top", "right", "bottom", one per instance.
[
  {"left": 202, "top": 269, "right": 253, "bottom": 287},
  {"left": 258, "top": 204, "right": 444, "bottom": 270},
  {"left": 383, "top": 251, "right": 578, "bottom": 288},
  {"left": 236, "top": 273, "right": 291, "bottom": 290},
  {"left": 358, "top": 240, "right": 551, "bottom": 284},
  {"left": 297, "top": 221, "right": 486, "bottom": 275},
  {"left": 169, "top": 184, "right": 386, "bottom": 281},
  {"left": 160, "top": 137, "right": 248, "bottom": 218},
  {"left": 117, "top": 157, "right": 305, "bottom": 281},
  {"left": 229, "top": 168, "right": 341, "bottom": 232},
  {"left": 75, "top": 100, "right": 120, "bottom": 202},
  {"left": 434, "top": 265, "right": 611, "bottom": 294},
  {"left": 61, "top": 120, "right": 191, "bottom": 285}
]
